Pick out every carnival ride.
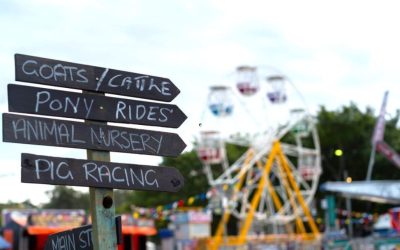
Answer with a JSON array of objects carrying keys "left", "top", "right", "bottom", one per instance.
[{"left": 196, "top": 66, "right": 322, "bottom": 248}]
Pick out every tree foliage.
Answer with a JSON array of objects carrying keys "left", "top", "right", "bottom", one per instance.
[
  {"left": 43, "top": 186, "right": 90, "bottom": 210},
  {"left": 120, "top": 143, "right": 247, "bottom": 210},
  {"left": 317, "top": 103, "right": 400, "bottom": 183},
  {"left": 122, "top": 150, "right": 207, "bottom": 208}
]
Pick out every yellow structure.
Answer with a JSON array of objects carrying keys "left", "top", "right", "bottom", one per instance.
[{"left": 208, "top": 141, "right": 320, "bottom": 249}]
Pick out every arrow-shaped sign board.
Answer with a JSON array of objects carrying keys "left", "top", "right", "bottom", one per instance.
[
  {"left": 45, "top": 225, "right": 93, "bottom": 250},
  {"left": 21, "top": 153, "right": 184, "bottom": 192},
  {"left": 44, "top": 217, "right": 122, "bottom": 250},
  {"left": 15, "top": 54, "right": 180, "bottom": 102},
  {"left": 3, "top": 113, "right": 186, "bottom": 157},
  {"left": 8, "top": 84, "right": 187, "bottom": 128}
]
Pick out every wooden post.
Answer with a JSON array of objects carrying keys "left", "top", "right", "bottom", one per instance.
[
  {"left": 86, "top": 86, "right": 116, "bottom": 250},
  {"left": 87, "top": 149, "right": 117, "bottom": 250}
]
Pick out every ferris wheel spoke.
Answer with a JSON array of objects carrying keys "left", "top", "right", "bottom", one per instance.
[{"left": 285, "top": 156, "right": 312, "bottom": 191}]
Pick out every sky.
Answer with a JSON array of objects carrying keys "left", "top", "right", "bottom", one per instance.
[{"left": 0, "top": 0, "right": 400, "bottom": 205}]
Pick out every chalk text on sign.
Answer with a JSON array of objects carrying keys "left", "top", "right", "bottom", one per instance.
[
  {"left": 12, "top": 117, "right": 86, "bottom": 144},
  {"left": 51, "top": 233, "right": 76, "bottom": 250},
  {"left": 96, "top": 69, "right": 172, "bottom": 96},
  {"left": 78, "top": 227, "right": 92, "bottom": 249},
  {"left": 15, "top": 54, "right": 182, "bottom": 102},
  {"left": 82, "top": 162, "right": 159, "bottom": 188},
  {"left": 90, "top": 127, "right": 163, "bottom": 154},
  {"left": 22, "top": 59, "right": 88, "bottom": 83},
  {"left": 46, "top": 225, "right": 93, "bottom": 250},
  {"left": 6, "top": 115, "right": 172, "bottom": 156},
  {"left": 8, "top": 84, "right": 186, "bottom": 127},
  {"left": 34, "top": 158, "right": 74, "bottom": 181},
  {"left": 115, "top": 101, "right": 173, "bottom": 123},
  {"left": 31, "top": 158, "right": 160, "bottom": 189},
  {"left": 35, "top": 91, "right": 94, "bottom": 119}
]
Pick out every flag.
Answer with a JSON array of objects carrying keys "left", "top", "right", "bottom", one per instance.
[{"left": 371, "top": 91, "right": 388, "bottom": 145}]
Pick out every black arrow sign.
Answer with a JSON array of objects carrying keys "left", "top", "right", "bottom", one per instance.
[
  {"left": 21, "top": 153, "right": 184, "bottom": 192},
  {"left": 44, "top": 217, "right": 122, "bottom": 250},
  {"left": 15, "top": 54, "right": 180, "bottom": 102},
  {"left": 3, "top": 113, "right": 186, "bottom": 157},
  {"left": 8, "top": 84, "right": 187, "bottom": 128},
  {"left": 45, "top": 224, "right": 93, "bottom": 250}
]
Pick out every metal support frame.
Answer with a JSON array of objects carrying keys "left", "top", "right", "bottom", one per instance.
[
  {"left": 211, "top": 150, "right": 254, "bottom": 250},
  {"left": 209, "top": 141, "right": 320, "bottom": 249}
]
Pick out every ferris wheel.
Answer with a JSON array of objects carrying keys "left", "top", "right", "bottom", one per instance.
[{"left": 196, "top": 66, "right": 322, "bottom": 243}]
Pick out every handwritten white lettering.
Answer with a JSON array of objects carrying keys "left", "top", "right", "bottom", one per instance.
[
  {"left": 34, "top": 159, "right": 73, "bottom": 181},
  {"left": 9, "top": 117, "right": 165, "bottom": 154},
  {"left": 11, "top": 118, "right": 86, "bottom": 144},
  {"left": 90, "top": 127, "right": 163, "bottom": 154},
  {"left": 22, "top": 60, "right": 39, "bottom": 76},
  {"left": 78, "top": 228, "right": 92, "bottom": 248},
  {"left": 114, "top": 101, "right": 172, "bottom": 123},
  {"left": 21, "top": 59, "right": 88, "bottom": 83},
  {"left": 51, "top": 233, "right": 76, "bottom": 250},
  {"left": 82, "top": 162, "right": 160, "bottom": 188},
  {"left": 34, "top": 91, "right": 94, "bottom": 118},
  {"left": 101, "top": 73, "right": 172, "bottom": 96}
]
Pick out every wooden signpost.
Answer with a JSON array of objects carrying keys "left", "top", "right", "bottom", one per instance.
[{"left": 3, "top": 54, "right": 187, "bottom": 250}]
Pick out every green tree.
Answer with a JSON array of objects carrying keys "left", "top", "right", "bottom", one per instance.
[
  {"left": 119, "top": 143, "right": 247, "bottom": 210},
  {"left": 122, "top": 150, "right": 206, "bottom": 208},
  {"left": 317, "top": 103, "right": 400, "bottom": 183},
  {"left": 43, "top": 186, "right": 90, "bottom": 210}
]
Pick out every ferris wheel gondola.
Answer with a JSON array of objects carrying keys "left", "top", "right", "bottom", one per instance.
[
  {"left": 266, "top": 75, "right": 287, "bottom": 104},
  {"left": 236, "top": 66, "right": 259, "bottom": 96},
  {"left": 197, "top": 131, "right": 225, "bottom": 165},
  {"left": 208, "top": 86, "right": 234, "bottom": 117}
]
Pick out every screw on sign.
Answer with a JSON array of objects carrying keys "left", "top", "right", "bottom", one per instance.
[{"left": 3, "top": 54, "right": 187, "bottom": 250}]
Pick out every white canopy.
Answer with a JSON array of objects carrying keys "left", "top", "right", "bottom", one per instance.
[{"left": 320, "top": 181, "right": 400, "bottom": 204}]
